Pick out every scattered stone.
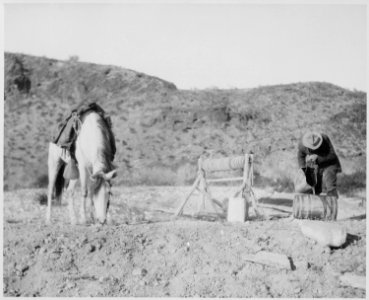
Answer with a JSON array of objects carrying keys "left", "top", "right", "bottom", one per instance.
[
  {"left": 298, "top": 220, "right": 347, "bottom": 247},
  {"left": 39, "top": 247, "right": 47, "bottom": 254},
  {"left": 21, "top": 265, "right": 30, "bottom": 273},
  {"left": 186, "top": 242, "right": 190, "bottom": 251},
  {"left": 132, "top": 268, "right": 141, "bottom": 276},
  {"left": 132, "top": 267, "right": 147, "bottom": 277},
  {"left": 339, "top": 273, "right": 366, "bottom": 290},
  {"left": 86, "top": 244, "right": 96, "bottom": 253},
  {"left": 139, "top": 280, "right": 146, "bottom": 286},
  {"left": 294, "top": 261, "right": 310, "bottom": 270},
  {"left": 65, "top": 282, "right": 76, "bottom": 289},
  {"left": 357, "top": 264, "right": 365, "bottom": 273},
  {"left": 78, "top": 237, "right": 88, "bottom": 247},
  {"left": 34, "top": 193, "right": 48, "bottom": 206},
  {"left": 243, "top": 251, "right": 292, "bottom": 270},
  {"left": 16, "top": 264, "right": 29, "bottom": 274},
  {"left": 141, "top": 268, "right": 148, "bottom": 276}
]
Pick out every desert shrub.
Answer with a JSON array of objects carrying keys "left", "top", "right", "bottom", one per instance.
[
  {"left": 228, "top": 103, "right": 271, "bottom": 129},
  {"left": 135, "top": 166, "right": 177, "bottom": 186},
  {"left": 5, "top": 55, "right": 32, "bottom": 97},
  {"left": 235, "top": 108, "right": 260, "bottom": 126},
  {"left": 338, "top": 171, "right": 366, "bottom": 196},
  {"left": 33, "top": 192, "right": 48, "bottom": 205},
  {"left": 254, "top": 171, "right": 294, "bottom": 193},
  {"left": 33, "top": 174, "right": 48, "bottom": 188},
  {"left": 273, "top": 175, "right": 295, "bottom": 193},
  {"left": 208, "top": 105, "right": 231, "bottom": 124},
  {"left": 175, "top": 163, "right": 197, "bottom": 185}
]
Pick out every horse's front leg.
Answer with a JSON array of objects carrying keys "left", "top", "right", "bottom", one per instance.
[
  {"left": 66, "top": 179, "right": 78, "bottom": 225},
  {"left": 79, "top": 168, "right": 88, "bottom": 225},
  {"left": 46, "top": 144, "right": 62, "bottom": 224},
  {"left": 88, "top": 185, "right": 95, "bottom": 223}
]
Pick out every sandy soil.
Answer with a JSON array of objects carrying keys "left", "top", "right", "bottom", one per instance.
[{"left": 3, "top": 186, "right": 366, "bottom": 297}]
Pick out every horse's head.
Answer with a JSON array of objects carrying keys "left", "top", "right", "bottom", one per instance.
[{"left": 90, "top": 169, "right": 117, "bottom": 224}]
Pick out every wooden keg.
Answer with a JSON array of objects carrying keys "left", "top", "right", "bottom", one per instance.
[
  {"left": 293, "top": 194, "right": 338, "bottom": 221},
  {"left": 202, "top": 155, "right": 245, "bottom": 172}
]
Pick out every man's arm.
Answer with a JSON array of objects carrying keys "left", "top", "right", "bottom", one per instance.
[
  {"left": 316, "top": 135, "right": 338, "bottom": 166},
  {"left": 297, "top": 142, "right": 307, "bottom": 168}
]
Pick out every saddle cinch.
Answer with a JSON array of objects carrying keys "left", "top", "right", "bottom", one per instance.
[{"left": 52, "top": 102, "right": 116, "bottom": 180}]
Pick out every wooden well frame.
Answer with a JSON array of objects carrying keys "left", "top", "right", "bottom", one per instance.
[{"left": 175, "top": 153, "right": 260, "bottom": 218}]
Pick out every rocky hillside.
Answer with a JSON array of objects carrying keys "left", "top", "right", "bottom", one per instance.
[{"left": 4, "top": 52, "right": 366, "bottom": 191}]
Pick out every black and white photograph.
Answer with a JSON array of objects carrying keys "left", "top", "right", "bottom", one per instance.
[{"left": 2, "top": 0, "right": 367, "bottom": 297}]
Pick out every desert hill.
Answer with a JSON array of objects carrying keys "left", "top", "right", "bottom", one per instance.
[{"left": 4, "top": 52, "right": 366, "bottom": 192}]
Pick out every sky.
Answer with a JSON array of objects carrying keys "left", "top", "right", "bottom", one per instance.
[{"left": 3, "top": 2, "right": 367, "bottom": 91}]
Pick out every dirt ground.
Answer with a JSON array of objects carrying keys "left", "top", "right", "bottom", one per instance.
[{"left": 3, "top": 186, "right": 366, "bottom": 297}]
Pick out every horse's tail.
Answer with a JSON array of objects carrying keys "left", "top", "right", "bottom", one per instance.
[{"left": 54, "top": 164, "right": 65, "bottom": 204}]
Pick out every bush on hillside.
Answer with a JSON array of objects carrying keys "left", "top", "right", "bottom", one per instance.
[
  {"left": 4, "top": 52, "right": 366, "bottom": 192},
  {"left": 338, "top": 171, "right": 366, "bottom": 196}
]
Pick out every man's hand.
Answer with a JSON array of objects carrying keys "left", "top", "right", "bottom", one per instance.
[{"left": 306, "top": 154, "right": 318, "bottom": 165}]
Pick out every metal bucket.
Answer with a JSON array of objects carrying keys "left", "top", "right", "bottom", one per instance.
[
  {"left": 293, "top": 194, "right": 338, "bottom": 221},
  {"left": 227, "top": 197, "right": 248, "bottom": 222}
]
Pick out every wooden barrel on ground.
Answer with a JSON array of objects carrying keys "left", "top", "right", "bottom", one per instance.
[{"left": 293, "top": 194, "right": 338, "bottom": 221}]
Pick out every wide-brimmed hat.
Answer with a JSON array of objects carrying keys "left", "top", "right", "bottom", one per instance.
[{"left": 302, "top": 132, "right": 323, "bottom": 150}]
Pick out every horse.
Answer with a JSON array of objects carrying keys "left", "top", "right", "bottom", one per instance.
[{"left": 46, "top": 110, "right": 117, "bottom": 225}]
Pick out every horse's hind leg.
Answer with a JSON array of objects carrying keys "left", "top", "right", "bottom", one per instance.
[
  {"left": 46, "top": 166, "right": 57, "bottom": 224},
  {"left": 88, "top": 186, "right": 95, "bottom": 223}
]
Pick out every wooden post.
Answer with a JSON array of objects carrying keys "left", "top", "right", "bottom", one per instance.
[
  {"left": 195, "top": 157, "right": 221, "bottom": 215},
  {"left": 233, "top": 154, "right": 250, "bottom": 198},
  {"left": 244, "top": 154, "right": 260, "bottom": 217},
  {"left": 175, "top": 175, "right": 200, "bottom": 216},
  {"left": 175, "top": 157, "right": 204, "bottom": 216},
  {"left": 234, "top": 154, "right": 259, "bottom": 217},
  {"left": 175, "top": 166, "right": 201, "bottom": 217}
]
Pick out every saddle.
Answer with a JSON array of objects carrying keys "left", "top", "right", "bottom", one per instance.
[{"left": 52, "top": 102, "right": 116, "bottom": 172}]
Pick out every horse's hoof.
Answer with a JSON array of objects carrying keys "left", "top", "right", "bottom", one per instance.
[
  {"left": 79, "top": 218, "right": 87, "bottom": 225},
  {"left": 89, "top": 214, "right": 95, "bottom": 223}
]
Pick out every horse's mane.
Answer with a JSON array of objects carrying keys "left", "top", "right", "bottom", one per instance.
[{"left": 95, "top": 114, "right": 115, "bottom": 173}]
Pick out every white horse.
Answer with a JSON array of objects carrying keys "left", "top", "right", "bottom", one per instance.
[{"left": 46, "top": 111, "right": 117, "bottom": 225}]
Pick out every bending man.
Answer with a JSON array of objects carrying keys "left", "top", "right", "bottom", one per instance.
[{"left": 296, "top": 132, "right": 341, "bottom": 197}]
